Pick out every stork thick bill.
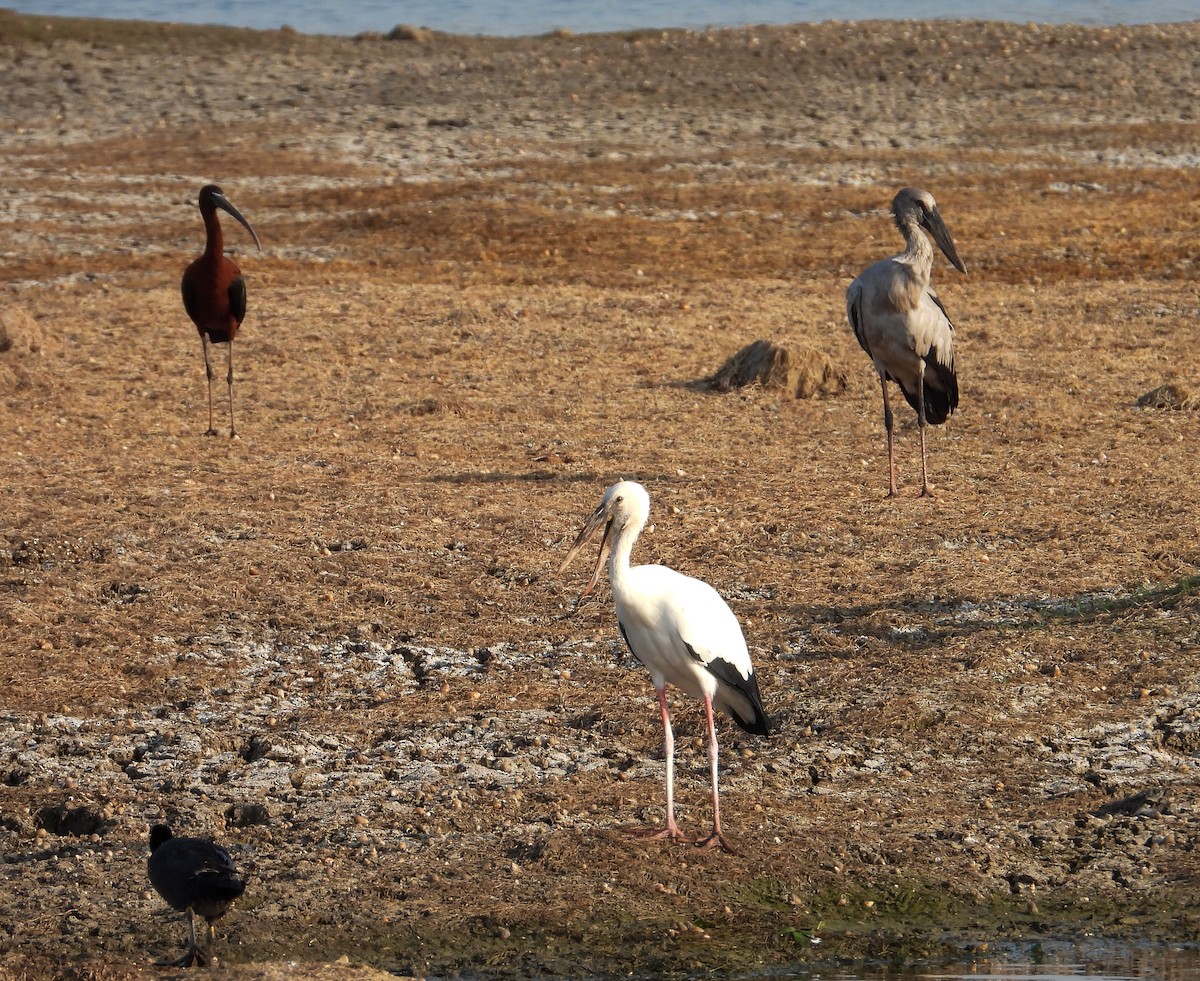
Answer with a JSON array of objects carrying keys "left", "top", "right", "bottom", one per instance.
[
  {"left": 921, "top": 203, "right": 966, "bottom": 274},
  {"left": 558, "top": 503, "right": 613, "bottom": 599}
]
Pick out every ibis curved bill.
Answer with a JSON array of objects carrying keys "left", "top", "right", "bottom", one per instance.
[
  {"left": 147, "top": 824, "right": 246, "bottom": 968},
  {"left": 181, "top": 183, "right": 261, "bottom": 438},
  {"left": 846, "top": 186, "right": 965, "bottom": 497},
  {"left": 560, "top": 480, "right": 769, "bottom": 853}
]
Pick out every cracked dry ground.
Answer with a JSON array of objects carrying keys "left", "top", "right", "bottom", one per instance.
[{"left": 1, "top": 11, "right": 1200, "bottom": 980}]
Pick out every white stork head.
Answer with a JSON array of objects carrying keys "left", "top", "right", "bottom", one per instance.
[
  {"left": 891, "top": 186, "right": 967, "bottom": 274},
  {"left": 558, "top": 480, "right": 650, "bottom": 598}
]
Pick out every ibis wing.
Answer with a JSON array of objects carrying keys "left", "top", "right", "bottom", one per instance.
[
  {"left": 228, "top": 276, "right": 248, "bottom": 326},
  {"left": 181, "top": 275, "right": 202, "bottom": 328}
]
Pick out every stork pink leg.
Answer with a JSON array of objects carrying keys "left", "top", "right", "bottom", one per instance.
[
  {"left": 695, "top": 694, "right": 738, "bottom": 853},
  {"left": 624, "top": 687, "right": 690, "bottom": 843}
]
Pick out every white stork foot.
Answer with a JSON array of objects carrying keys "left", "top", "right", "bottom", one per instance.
[{"left": 694, "top": 831, "right": 739, "bottom": 855}]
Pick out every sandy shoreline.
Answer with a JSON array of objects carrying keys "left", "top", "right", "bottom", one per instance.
[
  {"left": 2, "top": 10, "right": 1200, "bottom": 980},
  {"left": 5, "top": 15, "right": 1200, "bottom": 161}
]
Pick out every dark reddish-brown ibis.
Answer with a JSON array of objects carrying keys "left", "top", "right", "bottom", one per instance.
[
  {"left": 147, "top": 823, "right": 246, "bottom": 967},
  {"left": 181, "top": 183, "right": 261, "bottom": 438},
  {"left": 846, "top": 187, "right": 966, "bottom": 497}
]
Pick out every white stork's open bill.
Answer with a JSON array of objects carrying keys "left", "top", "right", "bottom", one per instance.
[
  {"left": 559, "top": 480, "right": 769, "bottom": 854},
  {"left": 846, "top": 186, "right": 966, "bottom": 498}
]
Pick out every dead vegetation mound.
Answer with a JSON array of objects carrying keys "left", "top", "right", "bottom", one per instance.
[
  {"left": 0, "top": 306, "right": 48, "bottom": 357},
  {"left": 1137, "top": 382, "right": 1199, "bottom": 410},
  {"left": 386, "top": 24, "right": 435, "bottom": 43},
  {"left": 0, "top": 306, "right": 59, "bottom": 392},
  {"left": 708, "top": 338, "right": 847, "bottom": 399}
]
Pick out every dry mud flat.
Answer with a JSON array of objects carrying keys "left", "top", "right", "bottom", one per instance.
[{"left": 2, "top": 10, "right": 1200, "bottom": 981}]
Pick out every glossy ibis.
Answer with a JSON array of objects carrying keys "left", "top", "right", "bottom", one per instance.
[{"left": 181, "top": 183, "right": 261, "bottom": 438}]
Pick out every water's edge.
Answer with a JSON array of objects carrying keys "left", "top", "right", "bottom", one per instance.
[{"left": 8, "top": 0, "right": 1200, "bottom": 40}]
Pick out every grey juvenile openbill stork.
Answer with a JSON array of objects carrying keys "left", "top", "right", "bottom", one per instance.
[
  {"left": 147, "top": 824, "right": 246, "bottom": 967},
  {"left": 559, "top": 480, "right": 770, "bottom": 854},
  {"left": 846, "top": 186, "right": 966, "bottom": 497}
]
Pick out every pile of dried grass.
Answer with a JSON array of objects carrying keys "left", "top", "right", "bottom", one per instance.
[
  {"left": 0, "top": 306, "right": 56, "bottom": 391},
  {"left": 707, "top": 338, "right": 847, "bottom": 399},
  {"left": 1137, "top": 382, "right": 1199, "bottom": 410},
  {"left": 0, "top": 306, "right": 47, "bottom": 357}
]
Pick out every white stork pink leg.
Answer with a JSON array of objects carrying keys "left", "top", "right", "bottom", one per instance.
[
  {"left": 624, "top": 687, "right": 689, "bottom": 843},
  {"left": 695, "top": 694, "right": 737, "bottom": 853}
]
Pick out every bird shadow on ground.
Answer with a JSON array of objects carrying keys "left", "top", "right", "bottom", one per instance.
[
  {"left": 781, "top": 570, "right": 1200, "bottom": 654},
  {"left": 425, "top": 470, "right": 594, "bottom": 485},
  {"left": 423, "top": 470, "right": 702, "bottom": 488}
]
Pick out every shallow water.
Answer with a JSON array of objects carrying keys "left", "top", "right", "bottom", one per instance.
[
  {"left": 766, "top": 943, "right": 1200, "bottom": 981},
  {"left": 8, "top": 0, "right": 1200, "bottom": 37}
]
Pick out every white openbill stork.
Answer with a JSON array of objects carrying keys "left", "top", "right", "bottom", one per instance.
[
  {"left": 846, "top": 186, "right": 966, "bottom": 497},
  {"left": 558, "top": 480, "right": 769, "bottom": 853}
]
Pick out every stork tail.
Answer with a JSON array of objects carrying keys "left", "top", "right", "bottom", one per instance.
[{"left": 900, "top": 353, "right": 958, "bottom": 425}]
